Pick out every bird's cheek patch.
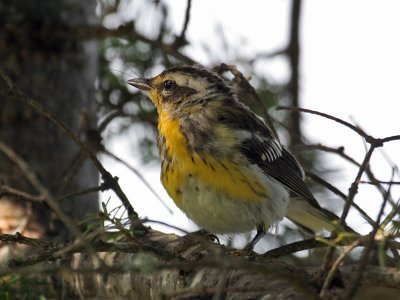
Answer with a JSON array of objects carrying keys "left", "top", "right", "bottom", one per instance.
[{"left": 164, "top": 86, "right": 197, "bottom": 102}]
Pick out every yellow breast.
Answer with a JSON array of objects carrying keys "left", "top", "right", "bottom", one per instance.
[{"left": 158, "top": 111, "right": 270, "bottom": 208}]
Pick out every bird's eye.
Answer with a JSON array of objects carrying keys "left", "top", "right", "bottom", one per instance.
[{"left": 162, "top": 80, "right": 175, "bottom": 91}]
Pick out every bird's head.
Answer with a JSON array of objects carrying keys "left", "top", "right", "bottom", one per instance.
[{"left": 128, "top": 66, "right": 232, "bottom": 115}]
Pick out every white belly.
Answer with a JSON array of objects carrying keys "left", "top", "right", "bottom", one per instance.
[{"left": 179, "top": 172, "right": 290, "bottom": 234}]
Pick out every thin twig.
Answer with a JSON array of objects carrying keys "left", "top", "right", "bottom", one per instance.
[
  {"left": 0, "top": 232, "right": 61, "bottom": 248},
  {"left": 103, "top": 149, "right": 173, "bottom": 214},
  {"left": 97, "top": 211, "right": 138, "bottom": 241},
  {"left": 361, "top": 180, "right": 400, "bottom": 185},
  {"left": 341, "top": 146, "right": 375, "bottom": 224},
  {"left": 141, "top": 218, "right": 189, "bottom": 234},
  {"left": 247, "top": 48, "right": 288, "bottom": 64},
  {"left": 177, "top": 0, "right": 192, "bottom": 41},
  {"left": 306, "top": 171, "right": 375, "bottom": 226},
  {"left": 380, "top": 199, "right": 400, "bottom": 230},
  {"left": 0, "top": 184, "right": 45, "bottom": 203},
  {"left": 303, "top": 144, "right": 360, "bottom": 167},
  {"left": 263, "top": 238, "right": 329, "bottom": 259},
  {"left": 55, "top": 151, "right": 86, "bottom": 195},
  {"left": 98, "top": 110, "right": 126, "bottom": 133},
  {"left": 276, "top": 106, "right": 371, "bottom": 141},
  {"left": 262, "top": 236, "right": 363, "bottom": 259},
  {"left": 319, "top": 238, "right": 362, "bottom": 298},
  {"left": 56, "top": 185, "right": 107, "bottom": 202},
  {"left": 53, "top": 227, "right": 106, "bottom": 257},
  {"left": 381, "top": 135, "right": 400, "bottom": 143}
]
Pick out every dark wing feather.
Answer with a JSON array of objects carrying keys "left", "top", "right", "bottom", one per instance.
[
  {"left": 238, "top": 117, "right": 320, "bottom": 208},
  {"left": 259, "top": 149, "right": 321, "bottom": 208}
]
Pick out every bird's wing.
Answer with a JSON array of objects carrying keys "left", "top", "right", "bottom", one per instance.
[
  {"left": 238, "top": 116, "right": 321, "bottom": 208},
  {"left": 216, "top": 99, "right": 319, "bottom": 207}
]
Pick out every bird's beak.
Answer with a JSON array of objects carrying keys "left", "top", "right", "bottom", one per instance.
[{"left": 127, "top": 78, "right": 154, "bottom": 91}]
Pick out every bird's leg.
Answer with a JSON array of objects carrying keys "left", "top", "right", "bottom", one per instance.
[{"left": 243, "top": 223, "right": 265, "bottom": 254}]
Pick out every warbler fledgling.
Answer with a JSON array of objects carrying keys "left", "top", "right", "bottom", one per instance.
[{"left": 128, "top": 65, "right": 349, "bottom": 252}]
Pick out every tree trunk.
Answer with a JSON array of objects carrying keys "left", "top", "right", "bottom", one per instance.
[{"left": 0, "top": 0, "right": 99, "bottom": 259}]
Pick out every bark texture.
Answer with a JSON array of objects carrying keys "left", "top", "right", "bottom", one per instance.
[
  {"left": 60, "top": 230, "right": 399, "bottom": 299},
  {"left": 0, "top": 0, "right": 99, "bottom": 258},
  {"left": 66, "top": 230, "right": 316, "bottom": 299}
]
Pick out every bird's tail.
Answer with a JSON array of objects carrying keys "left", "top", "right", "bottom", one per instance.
[{"left": 286, "top": 197, "right": 355, "bottom": 235}]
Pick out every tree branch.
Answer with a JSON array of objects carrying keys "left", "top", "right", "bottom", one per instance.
[{"left": 174, "top": 0, "right": 192, "bottom": 47}]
